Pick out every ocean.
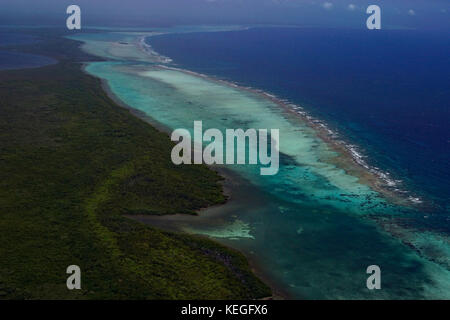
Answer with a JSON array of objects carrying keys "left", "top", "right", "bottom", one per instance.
[
  {"left": 73, "top": 26, "right": 450, "bottom": 299},
  {"left": 148, "top": 27, "right": 450, "bottom": 212},
  {"left": 0, "top": 32, "right": 56, "bottom": 70}
]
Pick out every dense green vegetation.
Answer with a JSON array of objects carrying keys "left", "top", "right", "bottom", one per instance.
[{"left": 0, "top": 30, "right": 271, "bottom": 299}]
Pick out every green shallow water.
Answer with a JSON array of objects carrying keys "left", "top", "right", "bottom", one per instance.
[{"left": 73, "top": 30, "right": 450, "bottom": 299}]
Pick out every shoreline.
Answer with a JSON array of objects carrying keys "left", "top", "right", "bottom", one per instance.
[
  {"left": 79, "top": 32, "right": 425, "bottom": 299},
  {"left": 138, "top": 35, "right": 399, "bottom": 197},
  {"left": 93, "top": 32, "right": 427, "bottom": 209},
  {"left": 154, "top": 63, "right": 424, "bottom": 209},
  {"left": 77, "top": 31, "right": 440, "bottom": 299},
  {"left": 82, "top": 63, "right": 288, "bottom": 299},
  {"left": 129, "top": 166, "right": 293, "bottom": 300},
  {"left": 136, "top": 32, "right": 426, "bottom": 209}
]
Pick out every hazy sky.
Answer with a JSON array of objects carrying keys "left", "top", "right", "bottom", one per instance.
[{"left": 0, "top": 0, "right": 449, "bottom": 29}]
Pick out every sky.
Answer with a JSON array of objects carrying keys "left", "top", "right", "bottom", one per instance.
[{"left": 0, "top": 0, "right": 449, "bottom": 30}]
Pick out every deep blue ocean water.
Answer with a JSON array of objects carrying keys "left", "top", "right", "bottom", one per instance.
[
  {"left": 149, "top": 27, "right": 450, "bottom": 218},
  {"left": 0, "top": 32, "right": 56, "bottom": 70},
  {"left": 0, "top": 32, "right": 39, "bottom": 46}
]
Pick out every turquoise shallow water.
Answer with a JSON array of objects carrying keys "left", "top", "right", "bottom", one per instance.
[{"left": 71, "top": 29, "right": 450, "bottom": 299}]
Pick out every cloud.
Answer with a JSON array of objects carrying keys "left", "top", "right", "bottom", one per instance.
[
  {"left": 348, "top": 4, "right": 356, "bottom": 11},
  {"left": 323, "top": 2, "right": 333, "bottom": 10},
  {"left": 408, "top": 9, "right": 416, "bottom": 16}
]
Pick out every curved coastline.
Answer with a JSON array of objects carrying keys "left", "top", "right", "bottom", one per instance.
[
  {"left": 88, "top": 63, "right": 288, "bottom": 299},
  {"left": 153, "top": 63, "right": 421, "bottom": 209},
  {"left": 72, "top": 28, "right": 450, "bottom": 299},
  {"left": 79, "top": 31, "right": 407, "bottom": 207},
  {"left": 136, "top": 31, "right": 424, "bottom": 209}
]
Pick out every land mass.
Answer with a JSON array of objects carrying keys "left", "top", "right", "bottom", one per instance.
[{"left": 0, "top": 28, "right": 271, "bottom": 299}]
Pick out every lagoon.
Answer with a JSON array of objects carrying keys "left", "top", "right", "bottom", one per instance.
[{"left": 71, "top": 27, "right": 450, "bottom": 299}]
